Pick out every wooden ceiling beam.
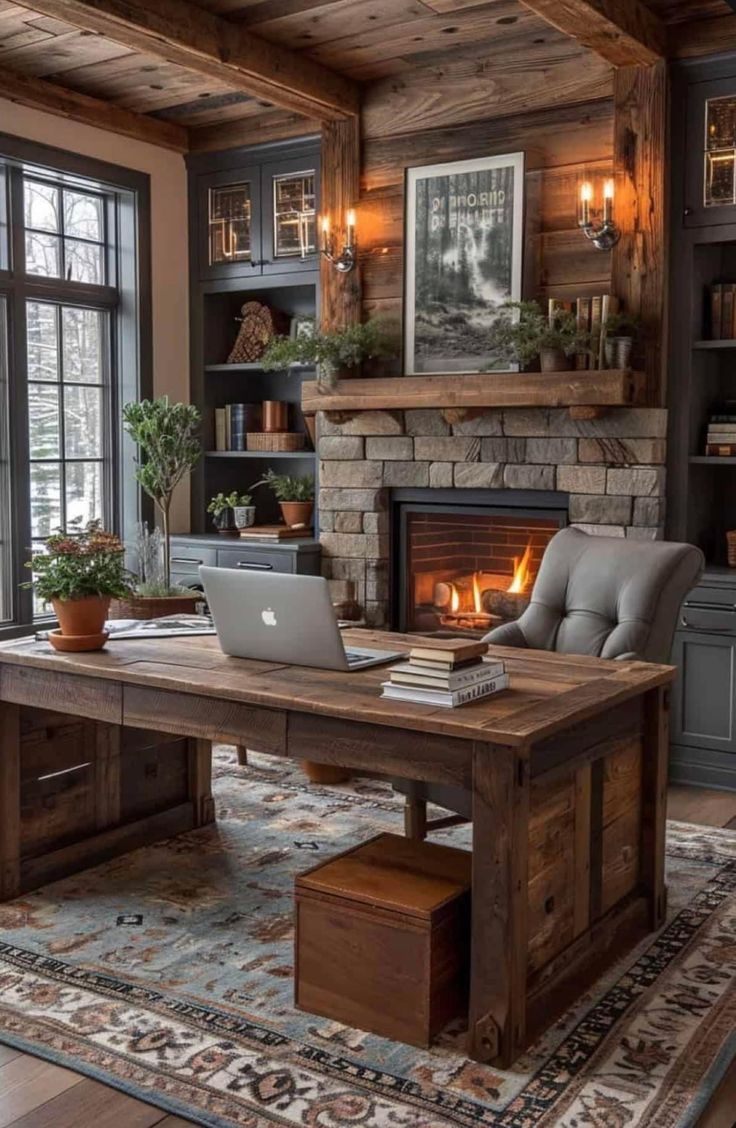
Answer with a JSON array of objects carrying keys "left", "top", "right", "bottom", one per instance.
[
  {"left": 24, "top": 0, "right": 359, "bottom": 122},
  {"left": 517, "top": 0, "right": 667, "bottom": 66},
  {"left": 670, "top": 14, "right": 736, "bottom": 59},
  {"left": 0, "top": 65, "right": 188, "bottom": 152}
]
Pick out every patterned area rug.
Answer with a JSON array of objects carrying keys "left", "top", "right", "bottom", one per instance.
[{"left": 0, "top": 748, "right": 735, "bottom": 1128}]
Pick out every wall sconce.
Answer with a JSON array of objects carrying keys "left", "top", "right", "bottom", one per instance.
[
  {"left": 578, "top": 179, "right": 620, "bottom": 251},
  {"left": 320, "top": 209, "right": 357, "bottom": 273}
]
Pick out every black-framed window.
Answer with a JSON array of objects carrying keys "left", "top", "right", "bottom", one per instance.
[{"left": 0, "top": 135, "right": 152, "bottom": 637}]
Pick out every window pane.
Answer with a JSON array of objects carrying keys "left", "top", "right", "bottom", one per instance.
[
  {"left": 28, "top": 385, "right": 60, "bottom": 459},
  {"left": 64, "top": 238, "right": 103, "bottom": 284},
  {"left": 30, "top": 462, "right": 62, "bottom": 538},
  {"left": 63, "top": 190, "right": 102, "bottom": 241},
  {"left": 66, "top": 461, "right": 103, "bottom": 528},
  {"left": 24, "top": 180, "right": 59, "bottom": 232},
  {"left": 64, "top": 385, "right": 102, "bottom": 457},
  {"left": 62, "top": 307, "right": 102, "bottom": 384},
  {"left": 27, "top": 302, "right": 59, "bottom": 382},
  {"left": 0, "top": 300, "right": 11, "bottom": 623},
  {"left": 26, "top": 230, "right": 60, "bottom": 277}
]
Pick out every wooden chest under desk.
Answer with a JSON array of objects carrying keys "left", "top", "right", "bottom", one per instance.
[{"left": 0, "top": 631, "right": 674, "bottom": 1067}]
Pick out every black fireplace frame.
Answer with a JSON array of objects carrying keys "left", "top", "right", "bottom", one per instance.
[{"left": 390, "top": 488, "right": 569, "bottom": 632}]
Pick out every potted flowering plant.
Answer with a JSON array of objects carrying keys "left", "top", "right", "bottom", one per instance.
[
  {"left": 252, "top": 469, "right": 314, "bottom": 528},
  {"left": 24, "top": 521, "right": 132, "bottom": 651}
]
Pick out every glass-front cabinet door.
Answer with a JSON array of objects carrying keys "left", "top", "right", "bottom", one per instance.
[
  {"left": 262, "top": 155, "right": 320, "bottom": 274},
  {"left": 197, "top": 165, "right": 262, "bottom": 279},
  {"left": 686, "top": 75, "right": 736, "bottom": 227}
]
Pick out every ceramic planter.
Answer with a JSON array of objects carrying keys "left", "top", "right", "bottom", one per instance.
[
  {"left": 539, "top": 347, "right": 572, "bottom": 373},
  {"left": 233, "top": 505, "right": 256, "bottom": 530},
  {"left": 212, "top": 508, "right": 238, "bottom": 536},
  {"left": 280, "top": 500, "right": 314, "bottom": 529},
  {"left": 50, "top": 595, "right": 110, "bottom": 651}
]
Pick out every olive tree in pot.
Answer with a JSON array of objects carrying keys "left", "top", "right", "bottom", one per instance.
[
  {"left": 252, "top": 469, "right": 314, "bottom": 529},
  {"left": 261, "top": 317, "right": 398, "bottom": 390},
  {"left": 120, "top": 397, "right": 202, "bottom": 618},
  {"left": 485, "top": 300, "right": 590, "bottom": 373},
  {"left": 23, "top": 522, "right": 132, "bottom": 651}
]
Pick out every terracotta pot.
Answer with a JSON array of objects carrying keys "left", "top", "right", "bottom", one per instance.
[
  {"left": 51, "top": 595, "right": 110, "bottom": 643},
  {"left": 280, "top": 500, "right": 313, "bottom": 529},
  {"left": 539, "top": 347, "right": 572, "bottom": 373}
]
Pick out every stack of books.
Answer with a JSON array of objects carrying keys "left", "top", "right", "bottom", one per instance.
[
  {"left": 706, "top": 402, "right": 736, "bottom": 456},
  {"left": 548, "top": 294, "right": 619, "bottom": 371},
  {"left": 708, "top": 283, "right": 736, "bottom": 340},
  {"left": 214, "top": 403, "right": 260, "bottom": 451},
  {"left": 381, "top": 639, "right": 508, "bottom": 708}
]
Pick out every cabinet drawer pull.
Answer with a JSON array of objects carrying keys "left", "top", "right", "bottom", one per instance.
[
  {"left": 681, "top": 616, "right": 733, "bottom": 633},
  {"left": 171, "top": 557, "right": 203, "bottom": 565},
  {"left": 236, "top": 561, "right": 274, "bottom": 571}
]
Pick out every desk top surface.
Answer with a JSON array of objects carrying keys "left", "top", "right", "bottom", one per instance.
[{"left": 0, "top": 630, "right": 674, "bottom": 747}]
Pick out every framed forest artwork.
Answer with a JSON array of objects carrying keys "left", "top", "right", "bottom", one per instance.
[{"left": 404, "top": 152, "right": 525, "bottom": 374}]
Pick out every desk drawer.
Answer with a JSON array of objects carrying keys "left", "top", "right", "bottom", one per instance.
[
  {"left": 169, "top": 545, "right": 217, "bottom": 575},
  {"left": 679, "top": 605, "right": 736, "bottom": 635},
  {"left": 216, "top": 547, "right": 293, "bottom": 573},
  {"left": 685, "top": 585, "right": 736, "bottom": 610}
]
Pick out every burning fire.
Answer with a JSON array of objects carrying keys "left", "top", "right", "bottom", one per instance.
[
  {"left": 443, "top": 540, "right": 533, "bottom": 617},
  {"left": 508, "top": 542, "right": 533, "bottom": 594}
]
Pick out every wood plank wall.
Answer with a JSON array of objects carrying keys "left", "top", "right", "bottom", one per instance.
[{"left": 358, "top": 98, "right": 614, "bottom": 372}]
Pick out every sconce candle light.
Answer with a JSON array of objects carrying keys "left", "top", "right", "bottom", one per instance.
[
  {"left": 578, "top": 179, "right": 620, "bottom": 251},
  {"left": 320, "top": 209, "right": 357, "bottom": 273}
]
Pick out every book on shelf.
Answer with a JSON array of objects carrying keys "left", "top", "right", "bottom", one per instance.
[
  {"left": 711, "top": 283, "right": 723, "bottom": 340},
  {"left": 381, "top": 673, "right": 509, "bottom": 709},
  {"left": 706, "top": 443, "right": 736, "bottom": 456},
  {"left": 707, "top": 282, "right": 736, "bottom": 340},
  {"left": 237, "top": 524, "right": 308, "bottom": 540},
  {"left": 548, "top": 294, "right": 618, "bottom": 371},
  {"left": 215, "top": 408, "right": 227, "bottom": 452},
  {"left": 387, "top": 658, "right": 505, "bottom": 692},
  {"left": 575, "top": 297, "right": 591, "bottom": 370},
  {"left": 214, "top": 403, "right": 261, "bottom": 451}
]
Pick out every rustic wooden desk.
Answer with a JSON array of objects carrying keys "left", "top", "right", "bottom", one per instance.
[{"left": 0, "top": 631, "right": 674, "bottom": 1067}]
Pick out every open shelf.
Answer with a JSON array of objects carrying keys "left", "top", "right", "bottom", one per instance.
[
  {"left": 205, "top": 450, "right": 315, "bottom": 459},
  {"left": 689, "top": 455, "right": 736, "bottom": 464},
  {"left": 693, "top": 339, "right": 736, "bottom": 350},
  {"left": 302, "top": 369, "right": 647, "bottom": 415},
  {"left": 205, "top": 363, "right": 314, "bottom": 374}
]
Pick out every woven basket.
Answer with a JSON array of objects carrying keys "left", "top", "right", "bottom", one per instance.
[
  {"left": 727, "top": 531, "right": 736, "bottom": 568},
  {"left": 109, "top": 592, "right": 202, "bottom": 620},
  {"left": 247, "top": 431, "right": 305, "bottom": 452}
]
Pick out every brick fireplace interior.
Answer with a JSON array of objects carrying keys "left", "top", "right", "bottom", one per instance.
[{"left": 392, "top": 491, "right": 567, "bottom": 636}]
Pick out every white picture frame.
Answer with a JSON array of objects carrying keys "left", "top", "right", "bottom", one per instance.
[{"left": 404, "top": 151, "right": 525, "bottom": 375}]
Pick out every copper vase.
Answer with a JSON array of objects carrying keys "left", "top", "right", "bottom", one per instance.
[{"left": 263, "top": 401, "right": 288, "bottom": 432}]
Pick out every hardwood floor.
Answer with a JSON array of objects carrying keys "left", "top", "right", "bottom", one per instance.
[{"left": 1, "top": 782, "right": 735, "bottom": 1127}]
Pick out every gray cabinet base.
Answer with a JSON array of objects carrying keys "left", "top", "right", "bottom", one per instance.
[{"left": 669, "top": 744, "right": 736, "bottom": 792}]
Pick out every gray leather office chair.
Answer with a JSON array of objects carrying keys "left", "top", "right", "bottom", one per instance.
[{"left": 398, "top": 527, "right": 705, "bottom": 839}]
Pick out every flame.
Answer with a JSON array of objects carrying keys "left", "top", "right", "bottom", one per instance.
[
  {"left": 472, "top": 571, "right": 482, "bottom": 613},
  {"left": 508, "top": 542, "right": 533, "bottom": 594},
  {"left": 449, "top": 584, "right": 459, "bottom": 613}
]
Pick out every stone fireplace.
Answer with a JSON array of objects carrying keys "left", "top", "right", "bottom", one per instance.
[
  {"left": 391, "top": 488, "right": 566, "bottom": 634},
  {"left": 316, "top": 405, "right": 668, "bottom": 627}
]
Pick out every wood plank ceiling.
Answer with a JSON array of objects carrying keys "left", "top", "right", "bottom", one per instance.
[{"left": 0, "top": 0, "right": 733, "bottom": 152}]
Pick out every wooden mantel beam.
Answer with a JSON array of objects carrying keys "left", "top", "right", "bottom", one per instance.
[
  {"left": 517, "top": 0, "right": 666, "bottom": 67},
  {"left": 0, "top": 66, "right": 188, "bottom": 152},
  {"left": 25, "top": 0, "right": 359, "bottom": 122}
]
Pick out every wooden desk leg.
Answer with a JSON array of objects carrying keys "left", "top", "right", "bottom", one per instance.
[
  {"left": 468, "top": 742, "right": 529, "bottom": 1067},
  {"left": 0, "top": 702, "right": 20, "bottom": 901},
  {"left": 404, "top": 795, "right": 427, "bottom": 841},
  {"left": 641, "top": 686, "right": 669, "bottom": 929},
  {"left": 236, "top": 746, "right": 248, "bottom": 766},
  {"left": 188, "top": 739, "right": 215, "bottom": 826}
]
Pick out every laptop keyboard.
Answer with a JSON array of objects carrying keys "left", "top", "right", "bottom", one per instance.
[{"left": 345, "top": 650, "right": 366, "bottom": 665}]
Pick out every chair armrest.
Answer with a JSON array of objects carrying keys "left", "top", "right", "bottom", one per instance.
[{"left": 483, "top": 620, "right": 528, "bottom": 648}]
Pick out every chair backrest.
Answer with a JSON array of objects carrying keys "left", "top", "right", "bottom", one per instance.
[{"left": 484, "top": 527, "right": 704, "bottom": 663}]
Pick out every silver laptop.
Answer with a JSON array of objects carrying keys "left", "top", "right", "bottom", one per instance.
[{"left": 199, "top": 567, "right": 402, "bottom": 671}]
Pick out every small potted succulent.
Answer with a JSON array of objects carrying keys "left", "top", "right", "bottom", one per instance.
[
  {"left": 603, "top": 311, "right": 641, "bottom": 369},
  {"left": 485, "top": 300, "right": 591, "bottom": 372},
  {"left": 208, "top": 491, "right": 253, "bottom": 535},
  {"left": 24, "top": 521, "right": 132, "bottom": 651},
  {"left": 252, "top": 469, "right": 314, "bottom": 529},
  {"left": 261, "top": 317, "right": 398, "bottom": 390}
]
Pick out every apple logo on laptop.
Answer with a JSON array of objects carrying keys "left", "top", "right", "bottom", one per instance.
[{"left": 261, "top": 607, "right": 277, "bottom": 627}]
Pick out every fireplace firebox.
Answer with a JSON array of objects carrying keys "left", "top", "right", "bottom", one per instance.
[{"left": 392, "top": 489, "right": 568, "bottom": 635}]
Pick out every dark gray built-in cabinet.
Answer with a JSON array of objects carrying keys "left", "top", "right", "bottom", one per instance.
[
  {"left": 668, "top": 57, "right": 736, "bottom": 788},
  {"left": 182, "top": 137, "right": 321, "bottom": 574}
]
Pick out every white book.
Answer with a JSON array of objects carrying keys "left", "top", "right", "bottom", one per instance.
[
  {"left": 381, "top": 673, "right": 509, "bottom": 709},
  {"left": 389, "top": 659, "right": 505, "bottom": 691}
]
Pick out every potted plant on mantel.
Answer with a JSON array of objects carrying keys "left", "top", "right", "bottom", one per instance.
[
  {"left": 485, "top": 300, "right": 591, "bottom": 373},
  {"left": 120, "top": 396, "right": 202, "bottom": 618},
  {"left": 207, "top": 491, "right": 255, "bottom": 535},
  {"left": 24, "top": 522, "right": 132, "bottom": 652},
  {"left": 261, "top": 317, "right": 397, "bottom": 390},
  {"left": 252, "top": 469, "right": 314, "bottom": 529},
  {"left": 603, "top": 311, "right": 641, "bottom": 370}
]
